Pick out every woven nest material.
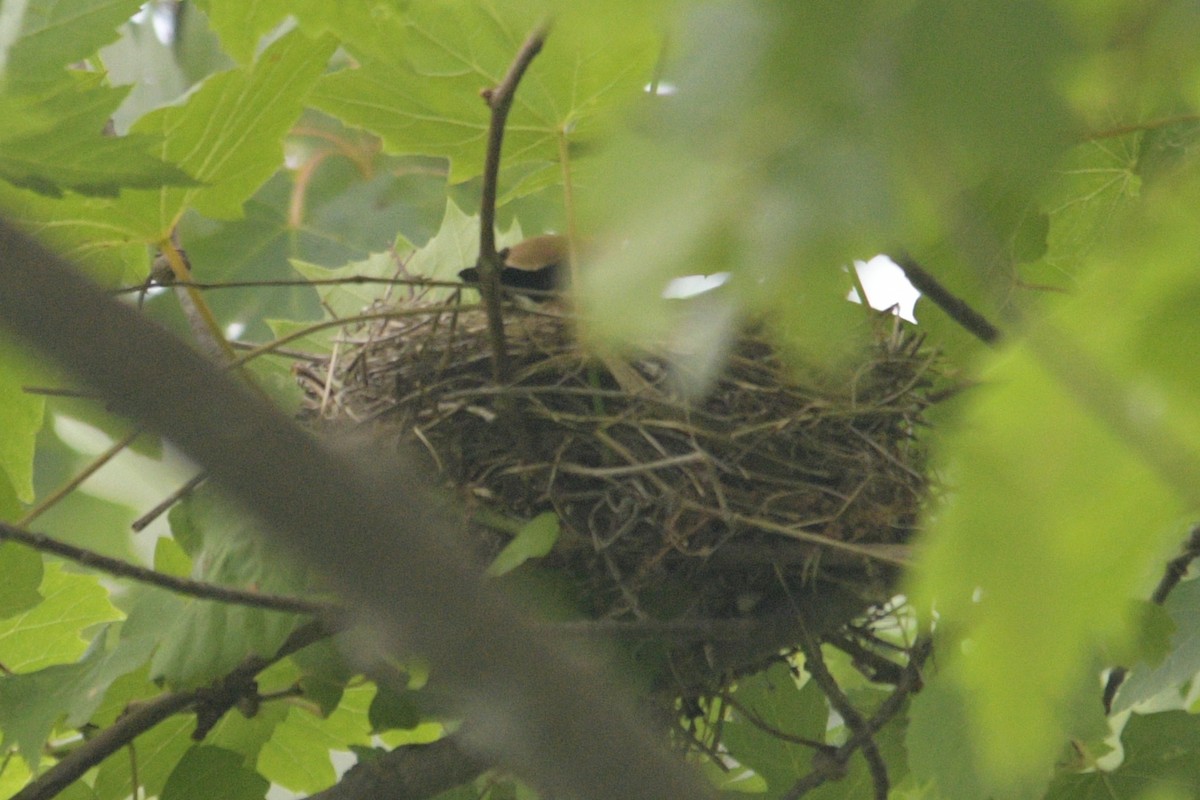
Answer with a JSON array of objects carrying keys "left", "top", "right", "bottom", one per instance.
[{"left": 299, "top": 294, "right": 936, "bottom": 695}]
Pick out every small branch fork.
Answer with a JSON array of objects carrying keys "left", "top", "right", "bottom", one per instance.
[
  {"left": 784, "top": 632, "right": 933, "bottom": 800},
  {"left": 1, "top": 516, "right": 494, "bottom": 800},
  {"left": 475, "top": 22, "right": 551, "bottom": 383},
  {"left": 10, "top": 621, "right": 333, "bottom": 800}
]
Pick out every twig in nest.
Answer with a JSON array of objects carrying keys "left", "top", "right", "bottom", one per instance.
[
  {"left": 475, "top": 22, "right": 552, "bottom": 382},
  {"left": 893, "top": 254, "right": 1001, "bottom": 345}
]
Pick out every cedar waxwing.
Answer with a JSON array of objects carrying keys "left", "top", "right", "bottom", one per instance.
[{"left": 458, "top": 234, "right": 569, "bottom": 298}]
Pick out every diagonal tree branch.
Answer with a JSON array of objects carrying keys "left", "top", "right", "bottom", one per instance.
[
  {"left": 11, "top": 621, "right": 337, "bottom": 800},
  {"left": 0, "top": 219, "right": 710, "bottom": 800},
  {"left": 893, "top": 254, "right": 1001, "bottom": 345},
  {"left": 12, "top": 691, "right": 197, "bottom": 800}
]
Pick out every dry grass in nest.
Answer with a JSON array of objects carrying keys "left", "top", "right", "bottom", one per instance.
[{"left": 299, "top": 292, "right": 937, "bottom": 695}]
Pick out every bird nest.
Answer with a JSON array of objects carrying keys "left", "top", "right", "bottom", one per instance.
[{"left": 298, "top": 294, "right": 936, "bottom": 696}]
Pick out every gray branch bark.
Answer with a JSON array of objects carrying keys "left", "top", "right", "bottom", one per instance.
[{"left": 0, "top": 220, "right": 712, "bottom": 800}]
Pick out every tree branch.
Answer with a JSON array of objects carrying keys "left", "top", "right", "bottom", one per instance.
[
  {"left": 0, "top": 217, "right": 711, "bottom": 800},
  {"left": 12, "top": 620, "right": 339, "bottom": 800},
  {"left": 893, "top": 254, "right": 1001, "bottom": 345},
  {"left": 12, "top": 691, "right": 198, "bottom": 800},
  {"left": 784, "top": 635, "right": 930, "bottom": 800},
  {"left": 791, "top": 622, "right": 890, "bottom": 800},
  {"left": 1103, "top": 524, "right": 1200, "bottom": 712},
  {"left": 130, "top": 472, "right": 207, "bottom": 532},
  {"left": 307, "top": 737, "right": 486, "bottom": 800},
  {"left": 475, "top": 23, "right": 551, "bottom": 382},
  {"left": 0, "top": 520, "right": 335, "bottom": 616}
]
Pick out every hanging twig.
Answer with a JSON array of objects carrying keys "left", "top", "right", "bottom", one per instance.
[{"left": 475, "top": 23, "right": 551, "bottom": 382}]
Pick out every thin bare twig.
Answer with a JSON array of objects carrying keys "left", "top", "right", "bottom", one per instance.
[
  {"left": 475, "top": 23, "right": 551, "bottom": 382},
  {"left": 110, "top": 275, "right": 470, "bottom": 296},
  {"left": 131, "top": 472, "right": 208, "bottom": 532},
  {"left": 17, "top": 427, "right": 142, "bottom": 526},
  {"left": 0, "top": 521, "right": 335, "bottom": 616},
  {"left": 723, "top": 695, "right": 831, "bottom": 750},
  {"left": 893, "top": 254, "right": 1001, "bottom": 345}
]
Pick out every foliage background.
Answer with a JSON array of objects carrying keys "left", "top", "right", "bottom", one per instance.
[{"left": 2, "top": 1, "right": 1200, "bottom": 799}]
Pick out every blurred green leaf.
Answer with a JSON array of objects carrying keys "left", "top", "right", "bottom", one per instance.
[
  {"left": 94, "top": 715, "right": 194, "bottom": 800},
  {"left": 191, "top": 0, "right": 290, "bottom": 65},
  {"left": 307, "top": 1, "right": 661, "bottom": 184},
  {"left": 154, "top": 534, "right": 193, "bottom": 578},
  {"left": 1115, "top": 579, "right": 1200, "bottom": 713},
  {"left": 4, "top": 0, "right": 144, "bottom": 87},
  {"left": 290, "top": 198, "right": 518, "bottom": 321},
  {"left": 151, "top": 487, "right": 304, "bottom": 688},
  {"left": 911, "top": 343, "right": 1184, "bottom": 785},
  {"left": 0, "top": 180, "right": 152, "bottom": 284},
  {"left": 912, "top": 161, "right": 1200, "bottom": 784},
  {"left": 369, "top": 683, "right": 422, "bottom": 732},
  {"left": 0, "top": 74, "right": 197, "bottom": 197},
  {"left": 486, "top": 512, "right": 559, "bottom": 577},
  {"left": 291, "top": 249, "right": 413, "bottom": 320},
  {"left": 207, "top": 701, "right": 289, "bottom": 768},
  {"left": 99, "top": 12, "right": 192, "bottom": 131},
  {"left": 0, "top": 625, "right": 155, "bottom": 770},
  {"left": 0, "top": 1, "right": 200, "bottom": 196},
  {"left": 172, "top": 125, "right": 447, "bottom": 336},
  {"left": 907, "top": 678, "right": 986, "bottom": 800},
  {"left": 1040, "top": 136, "right": 1142, "bottom": 282},
  {"left": 1125, "top": 601, "right": 1177, "bottom": 669},
  {"left": 287, "top": 635, "right": 351, "bottom": 717}
]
